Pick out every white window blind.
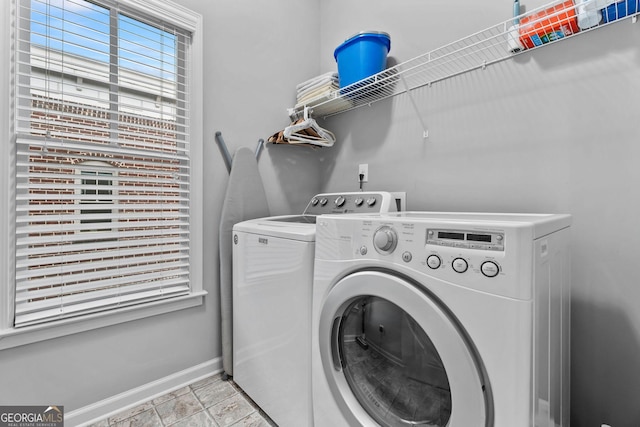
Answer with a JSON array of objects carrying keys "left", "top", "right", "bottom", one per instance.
[{"left": 14, "top": 0, "right": 193, "bottom": 327}]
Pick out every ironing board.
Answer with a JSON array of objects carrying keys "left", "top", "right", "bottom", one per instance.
[{"left": 218, "top": 146, "right": 270, "bottom": 378}]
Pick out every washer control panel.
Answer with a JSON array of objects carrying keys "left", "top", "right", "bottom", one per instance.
[
  {"left": 303, "top": 192, "right": 396, "bottom": 215},
  {"left": 427, "top": 229, "right": 504, "bottom": 251}
]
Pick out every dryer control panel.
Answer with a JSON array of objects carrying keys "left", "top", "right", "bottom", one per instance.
[
  {"left": 316, "top": 211, "right": 571, "bottom": 301},
  {"left": 426, "top": 229, "right": 504, "bottom": 251}
]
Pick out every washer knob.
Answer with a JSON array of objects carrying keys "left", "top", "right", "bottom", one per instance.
[
  {"left": 335, "top": 196, "right": 346, "bottom": 207},
  {"left": 366, "top": 197, "right": 377, "bottom": 207},
  {"left": 354, "top": 197, "right": 364, "bottom": 207},
  {"left": 311, "top": 198, "right": 319, "bottom": 206},
  {"left": 373, "top": 226, "right": 398, "bottom": 254},
  {"left": 319, "top": 197, "right": 328, "bottom": 206}
]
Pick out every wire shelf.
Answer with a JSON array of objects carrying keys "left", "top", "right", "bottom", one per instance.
[{"left": 296, "top": 0, "right": 639, "bottom": 119}]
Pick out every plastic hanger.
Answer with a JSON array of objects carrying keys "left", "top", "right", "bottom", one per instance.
[{"left": 283, "top": 107, "right": 336, "bottom": 147}]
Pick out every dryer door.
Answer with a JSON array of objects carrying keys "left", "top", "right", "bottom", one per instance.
[{"left": 319, "top": 270, "right": 492, "bottom": 427}]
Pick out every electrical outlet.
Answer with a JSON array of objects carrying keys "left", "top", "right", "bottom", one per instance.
[{"left": 358, "top": 164, "right": 368, "bottom": 183}]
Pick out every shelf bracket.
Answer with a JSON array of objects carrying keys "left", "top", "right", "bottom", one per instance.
[
  {"left": 632, "top": 13, "right": 638, "bottom": 23},
  {"left": 399, "top": 74, "right": 429, "bottom": 139}
]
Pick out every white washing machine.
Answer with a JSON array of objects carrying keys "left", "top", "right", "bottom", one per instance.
[
  {"left": 232, "top": 192, "right": 399, "bottom": 427},
  {"left": 312, "top": 211, "right": 571, "bottom": 427}
]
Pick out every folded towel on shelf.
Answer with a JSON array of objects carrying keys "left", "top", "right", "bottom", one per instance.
[
  {"left": 297, "top": 79, "right": 339, "bottom": 100},
  {"left": 297, "top": 82, "right": 339, "bottom": 105},
  {"left": 296, "top": 71, "right": 338, "bottom": 92},
  {"left": 295, "top": 72, "right": 340, "bottom": 110}
]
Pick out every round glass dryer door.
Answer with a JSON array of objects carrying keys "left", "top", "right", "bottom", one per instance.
[{"left": 318, "top": 271, "right": 492, "bottom": 427}]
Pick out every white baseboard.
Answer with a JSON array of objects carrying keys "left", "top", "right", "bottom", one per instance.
[{"left": 67, "top": 358, "right": 223, "bottom": 427}]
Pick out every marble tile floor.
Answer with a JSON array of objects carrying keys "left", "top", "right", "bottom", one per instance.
[{"left": 87, "top": 374, "right": 277, "bottom": 427}]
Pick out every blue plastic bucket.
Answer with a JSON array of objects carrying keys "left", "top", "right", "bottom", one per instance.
[
  {"left": 334, "top": 31, "right": 391, "bottom": 88},
  {"left": 602, "top": 0, "right": 640, "bottom": 22}
]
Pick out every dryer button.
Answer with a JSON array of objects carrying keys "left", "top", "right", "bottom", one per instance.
[
  {"left": 402, "top": 252, "right": 412, "bottom": 263},
  {"left": 481, "top": 261, "right": 500, "bottom": 278},
  {"left": 426, "top": 254, "right": 441, "bottom": 269},
  {"left": 452, "top": 257, "right": 468, "bottom": 273},
  {"left": 360, "top": 246, "right": 368, "bottom": 256}
]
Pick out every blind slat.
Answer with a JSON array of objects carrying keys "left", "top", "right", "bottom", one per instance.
[
  {"left": 16, "top": 252, "right": 190, "bottom": 281},
  {"left": 17, "top": 269, "right": 189, "bottom": 297},
  {"left": 16, "top": 275, "right": 189, "bottom": 306},
  {"left": 16, "top": 260, "right": 190, "bottom": 290},
  {"left": 17, "top": 242, "right": 188, "bottom": 268},
  {"left": 16, "top": 227, "right": 190, "bottom": 247},
  {"left": 16, "top": 138, "right": 190, "bottom": 161},
  {"left": 15, "top": 283, "right": 190, "bottom": 327},
  {"left": 16, "top": 236, "right": 189, "bottom": 258},
  {"left": 16, "top": 278, "right": 190, "bottom": 308}
]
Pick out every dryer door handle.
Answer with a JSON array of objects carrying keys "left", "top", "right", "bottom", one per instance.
[{"left": 331, "top": 317, "right": 343, "bottom": 371}]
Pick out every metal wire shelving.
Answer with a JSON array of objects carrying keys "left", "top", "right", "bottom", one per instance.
[{"left": 294, "top": 0, "right": 639, "bottom": 127}]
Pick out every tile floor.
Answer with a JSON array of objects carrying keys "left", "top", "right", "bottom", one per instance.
[{"left": 87, "top": 374, "right": 277, "bottom": 427}]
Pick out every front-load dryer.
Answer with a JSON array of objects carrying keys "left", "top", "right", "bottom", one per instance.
[
  {"left": 232, "top": 192, "right": 398, "bottom": 427},
  {"left": 312, "top": 211, "right": 571, "bottom": 427}
]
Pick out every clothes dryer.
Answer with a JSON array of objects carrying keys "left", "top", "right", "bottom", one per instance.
[
  {"left": 232, "top": 192, "right": 398, "bottom": 427},
  {"left": 312, "top": 212, "right": 571, "bottom": 427}
]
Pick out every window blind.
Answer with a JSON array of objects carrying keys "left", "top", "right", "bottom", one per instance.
[{"left": 14, "top": 0, "right": 193, "bottom": 327}]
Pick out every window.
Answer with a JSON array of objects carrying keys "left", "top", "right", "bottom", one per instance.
[{"left": 7, "top": 0, "right": 204, "bottom": 335}]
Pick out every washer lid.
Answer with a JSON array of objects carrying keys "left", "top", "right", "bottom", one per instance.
[{"left": 233, "top": 214, "right": 316, "bottom": 241}]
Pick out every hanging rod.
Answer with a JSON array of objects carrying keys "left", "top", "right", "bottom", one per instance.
[
  {"left": 215, "top": 131, "right": 264, "bottom": 174},
  {"left": 215, "top": 131, "right": 233, "bottom": 174}
]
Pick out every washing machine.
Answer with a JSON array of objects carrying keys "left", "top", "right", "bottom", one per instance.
[
  {"left": 312, "top": 211, "right": 571, "bottom": 427},
  {"left": 232, "top": 192, "right": 400, "bottom": 427}
]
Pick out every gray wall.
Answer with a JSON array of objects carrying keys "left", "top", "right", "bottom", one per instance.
[
  {"left": 318, "top": 1, "right": 640, "bottom": 426},
  {"left": 3, "top": 0, "right": 639, "bottom": 425},
  {"left": 0, "top": 0, "right": 322, "bottom": 413}
]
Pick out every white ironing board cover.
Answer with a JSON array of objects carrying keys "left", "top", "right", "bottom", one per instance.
[{"left": 219, "top": 147, "right": 270, "bottom": 377}]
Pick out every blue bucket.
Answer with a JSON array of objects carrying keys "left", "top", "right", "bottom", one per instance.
[
  {"left": 334, "top": 31, "right": 391, "bottom": 89},
  {"left": 602, "top": 0, "right": 640, "bottom": 22}
]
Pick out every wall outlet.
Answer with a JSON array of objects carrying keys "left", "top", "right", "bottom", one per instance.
[{"left": 358, "top": 164, "right": 368, "bottom": 183}]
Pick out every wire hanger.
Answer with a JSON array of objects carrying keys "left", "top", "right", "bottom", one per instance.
[{"left": 283, "top": 106, "right": 336, "bottom": 147}]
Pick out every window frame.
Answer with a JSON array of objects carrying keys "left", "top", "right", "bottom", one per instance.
[{"left": 0, "top": 0, "right": 204, "bottom": 350}]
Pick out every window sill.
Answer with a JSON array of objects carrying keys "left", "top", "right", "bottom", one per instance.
[{"left": 0, "top": 290, "right": 206, "bottom": 350}]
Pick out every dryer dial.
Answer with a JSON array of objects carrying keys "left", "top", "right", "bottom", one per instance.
[{"left": 373, "top": 226, "right": 398, "bottom": 254}]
